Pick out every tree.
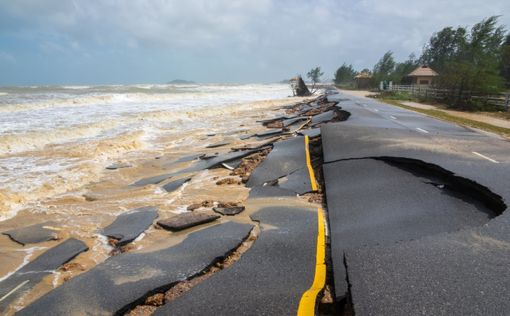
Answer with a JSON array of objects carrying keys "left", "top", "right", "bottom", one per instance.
[
  {"left": 419, "top": 26, "right": 467, "bottom": 73},
  {"left": 391, "top": 53, "right": 419, "bottom": 84},
  {"left": 434, "top": 16, "right": 506, "bottom": 108},
  {"left": 373, "top": 51, "right": 396, "bottom": 84},
  {"left": 306, "top": 66, "right": 324, "bottom": 93},
  {"left": 501, "top": 35, "right": 510, "bottom": 87},
  {"left": 334, "top": 63, "right": 357, "bottom": 85}
]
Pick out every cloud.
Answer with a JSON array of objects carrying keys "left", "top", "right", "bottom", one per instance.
[{"left": 0, "top": 0, "right": 509, "bottom": 84}]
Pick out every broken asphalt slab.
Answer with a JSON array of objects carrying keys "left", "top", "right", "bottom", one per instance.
[
  {"left": 154, "top": 206, "right": 319, "bottom": 315},
  {"left": 206, "top": 141, "right": 231, "bottom": 149},
  {"left": 157, "top": 212, "right": 220, "bottom": 231},
  {"left": 3, "top": 221, "right": 59, "bottom": 245},
  {"left": 277, "top": 167, "right": 315, "bottom": 195},
  {"left": 346, "top": 221, "right": 510, "bottom": 316},
  {"left": 17, "top": 222, "right": 253, "bottom": 316},
  {"left": 213, "top": 206, "right": 245, "bottom": 216},
  {"left": 0, "top": 238, "right": 88, "bottom": 313},
  {"left": 162, "top": 177, "right": 191, "bottom": 193},
  {"left": 247, "top": 185, "right": 296, "bottom": 198},
  {"left": 255, "top": 129, "right": 283, "bottom": 138},
  {"left": 246, "top": 136, "right": 308, "bottom": 187},
  {"left": 323, "top": 159, "right": 496, "bottom": 300},
  {"left": 130, "top": 173, "right": 174, "bottom": 187},
  {"left": 282, "top": 117, "right": 308, "bottom": 127},
  {"left": 298, "top": 128, "right": 321, "bottom": 138},
  {"left": 101, "top": 206, "right": 158, "bottom": 246}
]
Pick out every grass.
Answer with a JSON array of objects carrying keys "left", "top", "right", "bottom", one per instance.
[{"left": 380, "top": 98, "right": 510, "bottom": 138}]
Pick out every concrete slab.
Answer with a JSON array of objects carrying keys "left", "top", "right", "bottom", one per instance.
[
  {"left": 213, "top": 206, "right": 245, "bottom": 216},
  {"left": 0, "top": 238, "right": 88, "bottom": 313},
  {"left": 282, "top": 117, "right": 308, "bottom": 127},
  {"left": 246, "top": 136, "right": 307, "bottom": 187},
  {"left": 298, "top": 128, "right": 321, "bottom": 138},
  {"left": 247, "top": 185, "right": 296, "bottom": 198},
  {"left": 324, "top": 159, "right": 496, "bottom": 300},
  {"left": 162, "top": 177, "right": 191, "bottom": 193},
  {"left": 3, "top": 221, "right": 59, "bottom": 245},
  {"left": 106, "top": 162, "right": 132, "bottom": 170},
  {"left": 311, "top": 110, "right": 336, "bottom": 125},
  {"left": 157, "top": 212, "right": 220, "bottom": 231},
  {"left": 256, "top": 129, "right": 283, "bottom": 138},
  {"left": 206, "top": 141, "right": 230, "bottom": 148},
  {"left": 277, "top": 167, "right": 315, "bottom": 194},
  {"left": 130, "top": 173, "right": 173, "bottom": 187},
  {"left": 101, "top": 207, "right": 158, "bottom": 246},
  {"left": 17, "top": 222, "right": 253, "bottom": 316},
  {"left": 347, "top": 222, "right": 510, "bottom": 316},
  {"left": 154, "top": 206, "right": 318, "bottom": 315}
]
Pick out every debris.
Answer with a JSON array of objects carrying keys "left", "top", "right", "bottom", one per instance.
[
  {"left": 3, "top": 221, "right": 60, "bottom": 245},
  {"left": 206, "top": 141, "right": 231, "bottom": 149},
  {"left": 162, "top": 177, "right": 191, "bottom": 193},
  {"left": 101, "top": 207, "right": 158, "bottom": 247},
  {"left": 158, "top": 212, "right": 220, "bottom": 232},
  {"left": 216, "top": 178, "right": 241, "bottom": 185}
]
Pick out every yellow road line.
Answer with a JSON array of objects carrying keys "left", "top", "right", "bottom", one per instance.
[
  {"left": 297, "top": 208, "right": 326, "bottom": 316},
  {"left": 298, "top": 135, "right": 326, "bottom": 315},
  {"left": 304, "top": 135, "right": 318, "bottom": 191}
]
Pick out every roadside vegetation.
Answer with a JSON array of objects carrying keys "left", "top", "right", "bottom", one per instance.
[{"left": 333, "top": 16, "right": 510, "bottom": 112}]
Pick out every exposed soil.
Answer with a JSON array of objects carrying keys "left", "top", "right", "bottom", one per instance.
[{"left": 230, "top": 148, "right": 272, "bottom": 183}]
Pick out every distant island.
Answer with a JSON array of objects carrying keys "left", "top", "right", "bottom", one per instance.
[{"left": 166, "top": 79, "right": 196, "bottom": 84}]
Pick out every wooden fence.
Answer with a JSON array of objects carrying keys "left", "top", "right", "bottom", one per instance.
[{"left": 389, "top": 84, "right": 510, "bottom": 109}]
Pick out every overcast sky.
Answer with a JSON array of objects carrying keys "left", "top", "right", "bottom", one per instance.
[{"left": 0, "top": 0, "right": 509, "bottom": 85}]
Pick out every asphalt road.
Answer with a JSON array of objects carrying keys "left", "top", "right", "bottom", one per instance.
[{"left": 324, "top": 92, "right": 510, "bottom": 315}]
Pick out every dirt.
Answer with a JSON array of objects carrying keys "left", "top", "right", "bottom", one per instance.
[
  {"left": 187, "top": 200, "right": 215, "bottom": 211},
  {"left": 231, "top": 148, "right": 271, "bottom": 183},
  {"left": 266, "top": 121, "right": 283, "bottom": 128},
  {"left": 215, "top": 178, "right": 241, "bottom": 185},
  {"left": 60, "top": 262, "right": 85, "bottom": 272}
]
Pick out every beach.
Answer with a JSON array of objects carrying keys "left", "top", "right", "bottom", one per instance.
[{"left": 0, "top": 83, "right": 306, "bottom": 312}]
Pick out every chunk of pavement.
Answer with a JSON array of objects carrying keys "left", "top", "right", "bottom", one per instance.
[
  {"left": 323, "top": 159, "right": 497, "bottom": 300},
  {"left": 157, "top": 212, "right": 220, "bottom": 231},
  {"left": 0, "top": 238, "right": 88, "bottom": 313},
  {"left": 277, "top": 167, "right": 316, "bottom": 194},
  {"left": 247, "top": 136, "right": 307, "bottom": 187},
  {"left": 282, "top": 117, "right": 308, "bottom": 127},
  {"left": 175, "top": 154, "right": 204, "bottom": 163},
  {"left": 221, "top": 158, "right": 243, "bottom": 170},
  {"left": 239, "top": 134, "right": 254, "bottom": 140},
  {"left": 257, "top": 116, "right": 290, "bottom": 125},
  {"left": 172, "top": 149, "right": 258, "bottom": 175},
  {"left": 101, "top": 207, "right": 158, "bottom": 247},
  {"left": 256, "top": 129, "right": 283, "bottom": 138},
  {"left": 200, "top": 153, "right": 218, "bottom": 160},
  {"left": 213, "top": 206, "right": 245, "bottom": 216},
  {"left": 17, "top": 222, "right": 253, "bottom": 316},
  {"left": 106, "top": 162, "right": 132, "bottom": 170},
  {"left": 162, "top": 177, "right": 191, "bottom": 193},
  {"left": 248, "top": 185, "right": 296, "bottom": 198},
  {"left": 130, "top": 173, "right": 173, "bottom": 187},
  {"left": 3, "top": 221, "right": 60, "bottom": 245},
  {"left": 153, "top": 206, "right": 318, "bottom": 315},
  {"left": 206, "top": 141, "right": 230, "bottom": 148},
  {"left": 298, "top": 128, "right": 321, "bottom": 138},
  {"left": 311, "top": 110, "right": 336, "bottom": 125}
]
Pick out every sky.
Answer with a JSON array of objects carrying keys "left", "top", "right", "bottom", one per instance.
[{"left": 0, "top": 0, "right": 509, "bottom": 85}]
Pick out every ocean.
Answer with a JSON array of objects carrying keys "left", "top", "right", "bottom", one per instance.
[{"left": 0, "top": 83, "right": 293, "bottom": 221}]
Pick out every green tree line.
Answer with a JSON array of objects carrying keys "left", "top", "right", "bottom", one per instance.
[{"left": 334, "top": 16, "right": 510, "bottom": 108}]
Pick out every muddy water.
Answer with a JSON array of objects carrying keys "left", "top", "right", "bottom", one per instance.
[{"left": 0, "top": 83, "right": 307, "bottom": 313}]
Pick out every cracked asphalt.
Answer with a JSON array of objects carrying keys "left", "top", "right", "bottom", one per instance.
[{"left": 324, "top": 92, "right": 510, "bottom": 315}]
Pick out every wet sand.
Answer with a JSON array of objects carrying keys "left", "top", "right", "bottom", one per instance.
[{"left": 0, "top": 96, "right": 310, "bottom": 313}]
